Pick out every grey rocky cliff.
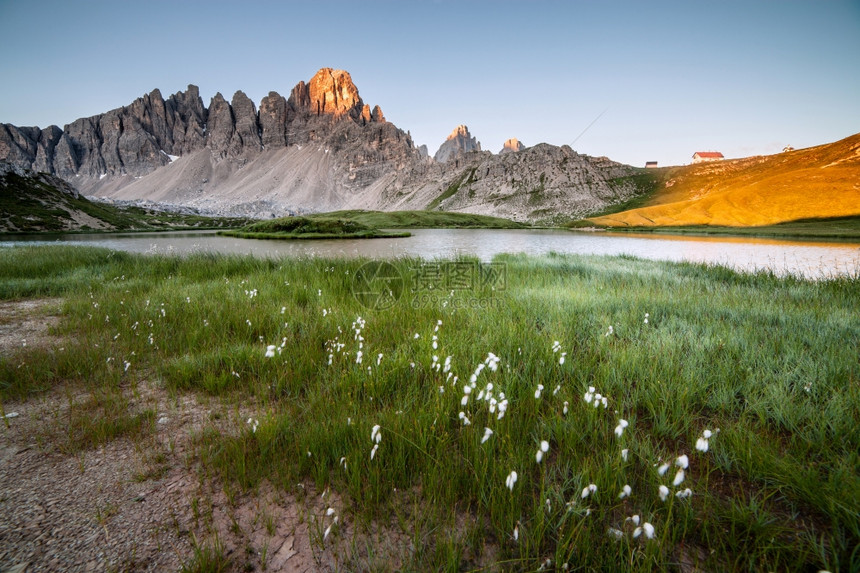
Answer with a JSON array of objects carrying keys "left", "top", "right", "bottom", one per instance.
[
  {"left": 1, "top": 84, "right": 209, "bottom": 178},
  {"left": 433, "top": 124, "right": 481, "bottom": 163},
  {"left": 354, "top": 143, "right": 641, "bottom": 223}
]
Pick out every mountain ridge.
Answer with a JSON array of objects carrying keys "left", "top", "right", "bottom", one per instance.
[{"left": 0, "top": 68, "right": 658, "bottom": 222}]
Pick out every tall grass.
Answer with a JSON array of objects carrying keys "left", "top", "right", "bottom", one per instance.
[{"left": 0, "top": 246, "right": 857, "bottom": 571}]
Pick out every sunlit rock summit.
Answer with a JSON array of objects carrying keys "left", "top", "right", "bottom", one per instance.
[
  {"left": 433, "top": 125, "right": 481, "bottom": 163},
  {"left": 499, "top": 138, "right": 525, "bottom": 154}
]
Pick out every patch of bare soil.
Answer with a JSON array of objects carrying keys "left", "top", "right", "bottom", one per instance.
[
  {"left": 0, "top": 299, "right": 423, "bottom": 572},
  {"left": 0, "top": 299, "right": 63, "bottom": 356}
]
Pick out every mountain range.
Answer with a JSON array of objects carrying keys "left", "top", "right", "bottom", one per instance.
[{"left": 0, "top": 68, "right": 645, "bottom": 222}]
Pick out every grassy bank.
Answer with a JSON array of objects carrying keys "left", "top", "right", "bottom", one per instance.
[
  {"left": 569, "top": 215, "right": 860, "bottom": 241},
  {"left": 1, "top": 246, "right": 857, "bottom": 571},
  {"left": 219, "top": 215, "right": 411, "bottom": 240}
]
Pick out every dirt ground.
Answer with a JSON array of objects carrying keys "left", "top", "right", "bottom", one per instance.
[{"left": 0, "top": 299, "right": 413, "bottom": 572}]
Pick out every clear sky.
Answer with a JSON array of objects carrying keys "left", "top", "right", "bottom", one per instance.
[{"left": 1, "top": 0, "right": 858, "bottom": 167}]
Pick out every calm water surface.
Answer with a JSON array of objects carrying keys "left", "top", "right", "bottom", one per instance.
[{"left": 2, "top": 229, "right": 858, "bottom": 279}]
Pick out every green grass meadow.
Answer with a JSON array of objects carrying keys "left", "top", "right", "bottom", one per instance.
[{"left": 1, "top": 245, "right": 857, "bottom": 571}]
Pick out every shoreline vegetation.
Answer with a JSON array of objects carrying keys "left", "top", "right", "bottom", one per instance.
[
  {"left": 218, "top": 211, "right": 528, "bottom": 241},
  {"left": 1, "top": 245, "right": 857, "bottom": 571},
  {"left": 218, "top": 216, "right": 412, "bottom": 241},
  {"left": 567, "top": 215, "right": 860, "bottom": 241}
]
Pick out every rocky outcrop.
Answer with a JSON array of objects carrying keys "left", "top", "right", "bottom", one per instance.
[
  {"left": 259, "top": 92, "right": 288, "bottom": 148},
  {"left": 499, "top": 138, "right": 525, "bottom": 154},
  {"left": 350, "top": 143, "right": 642, "bottom": 223},
  {"left": 434, "top": 125, "right": 481, "bottom": 163},
  {"left": 0, "top": 84, "right": 209, "bottom": 179}
]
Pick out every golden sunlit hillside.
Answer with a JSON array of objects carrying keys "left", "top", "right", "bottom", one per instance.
[{"left": 589, "top": 132, "right": 860, "bottom": 228}]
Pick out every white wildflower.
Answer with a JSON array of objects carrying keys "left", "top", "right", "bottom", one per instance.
[
  {"left": 614, "top": 419, "right": 629, "bottom": 438},
  {"left": 658, "top": 485, "right": 669, "bottom": 501},
  {"left": 481, "top": 427, "right": 493, "bottom": 444},
  {"left": 618, "top": 484, "right": 632, "bottom": 499},
  {"left": 505, "top": 470, "right": 518, "bottom": 491}
]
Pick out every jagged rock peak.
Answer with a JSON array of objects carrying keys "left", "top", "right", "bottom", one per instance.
[
  {"left": 434, "top": 124, "right": 481, "bottom": 163},
  {"left": 447, "top": 125, "right": 471, "bottom": 141},
  {"left": 307, "top": 68, "right": 362, "bottom": 117},
  {"left": 500, "top": 138, "right": 525, "bottom": 154}
]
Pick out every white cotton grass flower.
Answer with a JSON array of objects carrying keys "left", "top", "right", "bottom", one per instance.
[
  {"left": 658, "top": 485, "right": 670, "bottom": 502},
  {"left": 633, "top": 522, "right": 655, "bottom": 540},
  {"left": 458, "top": 411, "right": 471, "bottom": 426},
  {"left": 581, "top": 484, "right": 597, "bottom": 499},
  {"left": 339, "top": 457, "right": 347, "bottom": 469},
  {"left": 536, "top": 440, "right": 549, "bottom": 463},
  {"left": 559, "top": 352, "right": 567, "bottom": 365},
  {"left": 644, "top": 313, "right": 650, "bottom": 324},
  {"left": 371, "top": 425, "right": 382, "bottom": 444},
  {"left": 246, "top": 418, "right": 259, "bottom": 433},
  {"left": 625, "top": 514, "right": 640, "bottom": 526},
  {"left": 534, "top": 384, "right": 544, "bottom": 399},
  {"left": 608, "top": 527, "right": 624, "bottom": 540},
  {"left": 370, "top": 444, "right": 378, "bottom": 460},
  {"left": 618, "top": 484, "right": 632, "bottom": 499},
  {"left": 552, "top": 340, "right": 561, "bottom": 353},
  {"left": 481, "top": 427, "right": 493, "bottom": 444},
  {"left": 695, "top": 428, "right": 718, "bottom": 452},
  {"left": 326, "top": 507, "right": 335, "bottom": 516},
  {"left": 621, "top": 448, "right": 629, "bottom": 462},
  {"left": 676, "top": 454, "right": 689, "bottom": 469},
  {"left": 673, "top": 468, "right": 686, "bottom": 486},
  {"left": 563, "top": 401, "right": 569, "bottom": 415},
  {"left": 658, "top": 462, "right": 670, "bottom": 476},
  {"left": 512, "top": 523, "right": 519, "bottom": 541},
  {"left": 496, "top": 398, "right": 509, "bottom": 420},
  {"left": 505, "top": 470, "right": 518, "bottom": 491},
  {"left": 323, "top": 515, "right": 338, "bottom": 540},
  {"left": 265, "top": 345, "right": 276, "bottom": 358},
  {"left": 614, "top": 419, "right": 629, "bottom": 438},
  {"left": 605, "top": 325, "right": 614, "bottom": 337},
  {"left": 675, "top": 488, "right": 693, "bottom": 499}
]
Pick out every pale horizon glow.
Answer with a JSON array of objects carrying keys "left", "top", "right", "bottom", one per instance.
[{"left": 1, "top": 0, "right": 858, "bottom": 167}]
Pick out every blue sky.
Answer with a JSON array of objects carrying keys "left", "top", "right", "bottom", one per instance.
[{"left": 1, "top": 0, "right": 858, "bottom": 167}]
